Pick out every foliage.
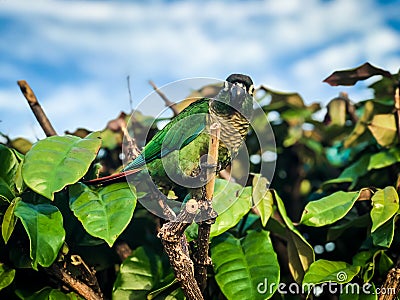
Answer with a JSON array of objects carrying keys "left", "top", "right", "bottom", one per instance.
[{"left": 0, "top": 62, "right": 399, "bottom": 299}]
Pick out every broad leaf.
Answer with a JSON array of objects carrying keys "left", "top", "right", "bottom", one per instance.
[
  {"left": 252, "top": 175, "right": 273, "bottom": 227},
  {"left": 303, "top": 259, "right": 360, "bottom": 285},
  {"left": 0, "top": 263, "right": 15, "bottom": 291},
  {"left": 113, "top": 246, "right": 164, "bottom": 299},
  {"left": 300, "top": 191, "right": 359, "bottom": 227},
  {"left": 22, "top": 132, "right": 102, "bottom": 200},
  {"left": 2, "top": 197, "right": 21, "bottom": 243},
  {"left": 210, "top": 180, "right": 252, "bottom": 237},
  {"left": 323, "top": 62, "right": 391, "bottom": 86},
  {"left": 368, "top": 147, "right": 400, "bottom": 170},
  {"left": 211, "top": 231, "right": 280, "bottom": 300},
  {"left": 339, "top": 283, "right": 377, "bottom": 300},
  {"left": 69, "top": 182, "right": 136, "bottom": 247},
  {"left": 274, "top": 190, "right": 314, "bottom": 282},
  {"left": 17, "top": 287, "right": 82, "bottom": 300},
  {"left": 14, "top": 201, "right": 65, "bottom": 269},
  {"left": 370, "top": 187, "right": 399, "bottom": 232},
  {"left": 371, "top": 214, "right": 396, "bottom": 248},
  {"left": 0, "top": 144, "right": 19, "bottom": 190},
  {"left": 368, "top": 114, "right": 397, "bottom": 147}
]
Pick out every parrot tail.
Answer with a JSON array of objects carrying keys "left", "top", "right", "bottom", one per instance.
[{"left": 84, "top": 169, "right": 141, "bottom": 185}]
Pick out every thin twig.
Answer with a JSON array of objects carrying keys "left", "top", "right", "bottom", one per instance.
[
  {"left": 149, "top": 80, "right": 179, "bottom": 116},
  {"left": 194, "top": 123, "right": 220, "bottom": 292},
  {"left": 127, "top": 75, "right": 133, "bottom": 113},
  {"left": 17, "top": 80, "right": 57, "bottom": 137},
  {"left": 46, "top": 264, "right": 103, "bottom": 300}
]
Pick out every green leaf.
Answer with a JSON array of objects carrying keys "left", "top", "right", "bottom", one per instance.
[
  {"left": 300, "top": 191, "right": 359, "bottom": 227},
  {"left": 14, "top": 201, "right": 65, "bottom": 269},
  {"left": 303, "top": 259, "right": 360, "bottom": 285},
  {"left": 368, "top": 114, "right": 397, "bottom": 147},
  {"left": 22, "top": 132, "right": 102, "bottom": 200},
  {"left": 0, "top": 144, "right": 19, "bottom": 188},
  {"left": 370, "top": 187, "right": 399, "bottom": 232},
  {"left": 0, "top": 263, "right": 15, "bottom": 291},
  {"left": 327, "top": 214, "right": 370, "bottom": 241},
  {"left": 69, "top": 182, "right": 136, "bottom": 247},
  {"left": 211, "top": 231, "right": 280, "bottom": 300},
  {"left": 371, "top": 214, "right": 397, "bottom": 247},
  {"left": 2, "top": 197, "right": 21, "bottom": 243},
  {"left": 113, "top": 246, "right": 162, "bottom": 299},
  {"left": 252, "top": 175, "right": 273, "bottom": 227},
  {"left": 368, "top": 147, "right": 400, "bottom": 170},
  {"left": 210, "top": 180, "right": 252, "bottom": 237},
  {"left": 17, "top": 287, "right": 82, "bottom": 300},
  {"left": 274, "top": 190, "right": 314, "bottom": 283}
]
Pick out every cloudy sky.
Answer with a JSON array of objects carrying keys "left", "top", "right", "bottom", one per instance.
[{"left": 1, "top": 0, "right": 399, "bottom": 140}]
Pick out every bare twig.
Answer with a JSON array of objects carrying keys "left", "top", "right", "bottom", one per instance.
[
  {"left": 158, "top": 200, "right": 204, "bottom": 300},
  {"left": 149, "top": 80, "right": 179, "bottom": 116},
  {"left": 194, "top": 123, "right": 220, "bottom": 292},
  {"left": 46, "top": 264, "right": 103, "bottom": 300},
  {"left": 127, "top": 75, "right": 133, "bottom": 113},
  {"left": 17, "top": 80, "right": 57, "bottom": 137}
]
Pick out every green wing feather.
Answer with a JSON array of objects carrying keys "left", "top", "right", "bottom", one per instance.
[{"left": 124, "top": 98, "right": 210, "bottom": 171}]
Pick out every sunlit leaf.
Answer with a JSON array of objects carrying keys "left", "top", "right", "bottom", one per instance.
[
  {"left": 22, "top": 132, "right": 102, "bottom": 200},
  {"left": 370, "top": 187, "right": 399, "bottom": 232},
  {"left": 252, "top": 175, "right": 273, "bottom": 227},
  {"left": 300, "top": 191, "right": 359, "bottom": 227},
  {"left": 0, "top": 263, "right": 15, "bottom": 291},
  {"left": 2, "top": 197, "right": 21, "bottom": 243},
  {"left": 368, "top": 114, "right": 397, "bottom": 147},
  {"left": 69, "top": 182, "right": 136, "bottom": 247}
]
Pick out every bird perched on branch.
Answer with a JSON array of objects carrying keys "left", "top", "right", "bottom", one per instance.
[{"left": 86, "top": 74, "right": 254, "bottom": 198}]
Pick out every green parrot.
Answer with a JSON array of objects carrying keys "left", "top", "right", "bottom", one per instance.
[{"left": 87, "top": 74, "right": 254, "bottom": 203}]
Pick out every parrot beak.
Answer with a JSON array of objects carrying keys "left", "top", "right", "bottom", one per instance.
[{"left": 229, "top": 83, "right": 246, "bottom": 104}]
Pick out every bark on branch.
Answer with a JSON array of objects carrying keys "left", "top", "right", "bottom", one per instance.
[
  {"left": 149, "top": 80, "right": 179, "bottom": 116},
  {"left": 17, "top": 80, "right": 57, "bottom": 137}
]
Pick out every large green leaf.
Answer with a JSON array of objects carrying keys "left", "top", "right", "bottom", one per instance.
[
  {"left": 252, "top": 175, "right": 273, "bottom": 227},
  {"left": 2, "top": 197, "right": 21, "bottom": 243},
  {"left": 273, "top": 190, "right": 314, "bottom": 283},
  {"left": 368, "top": 147, "right": 400, "bottom": 170},
  {"left": 113, "top": 246, "right": 162, "bottom": 299},
  {"left": 300, "top": 191, "right": 359, "bottom": 227},
  {"left": 69, "top": 182, "right": 136, "bottom": 247},
  {"left": 0, "top": 263, "right": 15, "bottom": 291},
  {"left": 211, "top": 231, "right": 280, "bottom": 300},
  {"left": 14, "top": 201, "right": 65, "bottom": 269},
  {"left": 303, "top": 259, "right": 360, "bottom": 285},
  {"left": 210, "top": 179, "right": 252, "bottom": 237},
  {"left": 22, "top": 132, "right": 102, "bottom": 200},
  {"left": 370, "top": 187, "right": 399, "bottom": 233},
  {"left": 17, "top": 287, "right": 82, "bottom": 300}
]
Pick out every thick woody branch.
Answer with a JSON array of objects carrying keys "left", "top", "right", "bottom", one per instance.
[
  {"left": 194, "top": 122, "right": 220, "bottom": 292},
  {"left": 378, "top": 264, "right": 400, "bottom": 300},
  {"left": 149, "top": 80, "right": 179, "bottom": 116},
  {"left": 158, "top": 200, "right": 204, "bottom": 300},
  {"left": 17, "top": 80, "right": 57, "bottom": 137}
]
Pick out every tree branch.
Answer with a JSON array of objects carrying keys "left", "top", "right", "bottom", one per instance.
[
  {"left": 194, "top": 123, "right": 220, "bottom": 292},
  {"left": 17, "top": 80, "right": 57, "bottom": 137},
  {"left": 158, "top": 199, "right": 204, "bottom": 300},
  {"left": 46, "top": 263, "right": 103, "bottom": 300},
  {"left": 149, "top": 80, "right": 179, "bottom": 116}
]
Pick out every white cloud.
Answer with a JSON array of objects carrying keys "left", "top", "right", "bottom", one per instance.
[{"left": 0, "top": 0, "right": 399, "bottom": 140}]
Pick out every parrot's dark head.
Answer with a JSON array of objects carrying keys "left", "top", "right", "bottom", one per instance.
[{"left": 213, "top": 73, "right": 254, "bottom": 119}]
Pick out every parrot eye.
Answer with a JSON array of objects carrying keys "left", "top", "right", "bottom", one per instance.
[{"left": 248, "top": 84, "right": 255, "bottom": 96}]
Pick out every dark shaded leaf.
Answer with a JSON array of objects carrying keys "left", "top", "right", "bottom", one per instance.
[{"left": 323, "top": 62, "right": 392, "bottom": 86}]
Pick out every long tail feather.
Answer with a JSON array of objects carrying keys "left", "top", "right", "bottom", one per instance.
[{"left": 84, "top": 169, "right": 141, "bottom": 185}]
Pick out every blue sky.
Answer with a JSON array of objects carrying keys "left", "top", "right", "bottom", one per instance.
[{"left": 1, "top": 0, "right": 400, "bottom": 140}]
